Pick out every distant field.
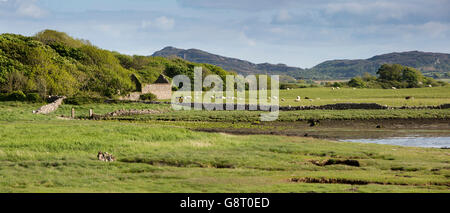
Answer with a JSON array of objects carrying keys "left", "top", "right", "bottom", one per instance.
[
  {"left": 171, "top": 86, "right": 450, "bottom": 107},
  {"left": 277, "top": 86, "right": 450, "bottom": 106}
]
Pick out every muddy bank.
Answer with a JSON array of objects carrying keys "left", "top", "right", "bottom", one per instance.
[{"left": 194, "top": 118, "right": 450, "bottom": 140}]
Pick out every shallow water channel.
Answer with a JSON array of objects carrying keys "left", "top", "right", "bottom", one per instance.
[{"left": 341, "top": 136, "right": 450, "bottom": 148}]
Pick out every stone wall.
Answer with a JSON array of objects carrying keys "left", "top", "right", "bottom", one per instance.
[
  {"left": 33, "top": 96, "right": 66, "bottom": 114},
  {"left": 142, "top": 84, "right": 172, "bottom": 99}
]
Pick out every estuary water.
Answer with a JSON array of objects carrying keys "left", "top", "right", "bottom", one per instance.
[{"left": 341, "top": 137, "right": 450, "bottom": 148}]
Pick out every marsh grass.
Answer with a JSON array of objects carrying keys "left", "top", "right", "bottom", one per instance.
[{"left": 0, "top": 86, "right": 449, "bottom": 193}]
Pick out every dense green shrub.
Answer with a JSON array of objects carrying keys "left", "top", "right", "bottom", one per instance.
[
  {"left": 347, "top": 64, "right": 442, "bottom": 89},
  {"left": 26, "top": 93, "right": 42, "bottom": 102},
  {"left": 0, "top": 30, "right": 233, "bottom": 99},
  {"left": 140, "top": 93, "right": 157, "bottom": 101},
  {"left": 0, "top": 93, "right": 7, "bottom": 101},
  {"left": 6, "top": 91, "right": 26, "bottom": 101},
  {"left": 331, "top": 82, "right": 343, "bottom": 87},
  {"left": 348, "top": 77, "right": 366, "bottom": 88}
]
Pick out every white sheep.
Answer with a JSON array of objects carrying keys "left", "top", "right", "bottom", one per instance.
[
  {"left": 392, "top": 87, "right": 397, "bottom": 90},
  {"left": 428, "top": 85, "right": 432, "bottom": 88}
]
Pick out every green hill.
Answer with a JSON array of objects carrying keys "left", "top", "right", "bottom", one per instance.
[
  {"left": 309, "top": 51, "right": 450, "bottom": 79},
  {"left": 0, "top": 30, "right": 232, "bottom": 99},
  {"left": 152, "top": 46, "right": 305, "bottom": 76},
  {"left": 153, "top": 47, "right": 450, "bottom": 80}
]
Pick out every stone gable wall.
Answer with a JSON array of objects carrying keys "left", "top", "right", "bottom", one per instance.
[{"left": 142, "top": 84, "right": 172, "bottom": 100}]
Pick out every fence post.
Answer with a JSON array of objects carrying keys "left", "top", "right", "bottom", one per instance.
[{"left": 89, "top": 109, "right": 93, "bottom": 118}]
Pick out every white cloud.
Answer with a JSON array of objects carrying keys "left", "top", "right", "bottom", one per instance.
[
  {"left": 276, "top": 9, "right": 291, "bottom": 22},
  {"left": 142, "top": 16, "right": 175, "bottom": 31},
  {"left": 16, "top": 1, "right": 47, "bottom": 18},
  {"left": 0, "top": 0, "right": 47, "bottom": 18},
  {"left": 239, "top": 31, "right": 256, "bottom": 46}
]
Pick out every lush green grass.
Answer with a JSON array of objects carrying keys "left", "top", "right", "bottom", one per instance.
[
  {"left": 77, "top": 106, "right": 450, "bottom": 122},
  {"left": 277, "top": 86, "right": 450, "bottom": 106},
  {"left": 0, "top": 102, "right": 449, "bottom": 192},
  {"left": 0, "top": 119, "right": 449, "bottom": 193}
]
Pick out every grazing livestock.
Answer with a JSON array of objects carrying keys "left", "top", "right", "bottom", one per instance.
[
  {"left": 98, "top": 151, "right": 115, "bottom": 162},
  {"left": 295, "top": 96, "right": 301, "bottom": 102},
  {"left": 392, "top": 87, "right": 397, "bottom": 90},
  {"left": 428, "top": 85, "right": 432, "bottom": 88},
  {"left": 405, "top": 96, "right": 414, "bottom": 100},
  {"left": 281, "top": 98, "right": 285, "bottom": 102}
]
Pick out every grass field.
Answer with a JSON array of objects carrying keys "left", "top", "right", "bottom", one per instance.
[
  {"left": 170, "top": 86, "right": 450, "bottom": 107},
  {"left": 0, "top": 86, "right": 449, "bottom": 193},
  {"left": 277, "top": 86, "right": 450, "bottom": 106}
]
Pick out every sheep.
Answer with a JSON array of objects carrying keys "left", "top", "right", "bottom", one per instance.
[
  {"left": 287, "top": 88, "right": 290, "bottom": 90},
  {"left": 428, "top": 85, "right": 432, "bottom": 88},
  {"left": 405, "top": 96, "right": 414, "bottom": 100},
  {"left": 392, "top": 87, "right": 397, "bottom": 90},
  {"left": 336, "top": 87, "right": 340, "bottom": 90},
  {"left": 332, "top": 87, "right": 335, "bottom": 90},
  {"left": 281, "top": 98, "right": 285, "bottom": 102},
  {"left": 295, "top": 96, "right": 301, "bottom": 102}
]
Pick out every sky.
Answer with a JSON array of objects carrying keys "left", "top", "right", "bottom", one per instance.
[{"left": 0, "top": 0, "right": 449, "bottom": 68}]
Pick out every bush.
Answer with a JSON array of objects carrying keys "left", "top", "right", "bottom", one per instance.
[
  {"left": 348, "top": 77, "right": 366, "bottom": 88},
  {"left": 6, "top": 91, "right": 26, "bottom": 101},
  {"left": 0, "top": 93, "right": 8, "bottom": 101},
  {"left": 140, "top": 93, "right": 157, "bottom": 101},
  {"left": 26, "top": 93, "right": 42, "bottom": 102},
  {"left": 331, "top": 82, "right": 343, "bottom": 88}
]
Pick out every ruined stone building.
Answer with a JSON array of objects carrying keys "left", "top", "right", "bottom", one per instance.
[
  {"left": 141, "top": 74, "right": 172, "bottom": 99},
  {"left": 121, "top": 74, "right": 172, "bottom": 100}
]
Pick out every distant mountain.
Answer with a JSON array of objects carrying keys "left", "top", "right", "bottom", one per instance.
[
  {"left": 152, "top": 46, "right": 305, "bottom": 76},
  {"left": 310, "top": 51, "right": 450, "bottom": 79},
  {"left": 152, "top": 47, "right": 450, "bottom": 79}
]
